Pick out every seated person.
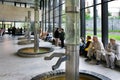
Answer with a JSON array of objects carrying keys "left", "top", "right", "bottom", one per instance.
[
  {"left": 85, "top": 36, "right": 105, "bottom": 65},
  {"left": 79, "top": 37, "right": 86, "bottom": 55},
  {"left": 84, "top": 36, "right": 92, "bottom": 57},
  {"left": 105, "top": 38, "right": 120, "bottom": 69},
  {"left": 45, "top": 33, "right": 52, "bottom": 41}
]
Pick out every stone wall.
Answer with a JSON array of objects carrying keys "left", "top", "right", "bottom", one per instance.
[{"left": 0, "top": 4, "right": 41, "bottom": 22}]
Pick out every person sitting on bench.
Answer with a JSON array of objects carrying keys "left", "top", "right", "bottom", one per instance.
[{"left": 105, "top": 38, "right": 120, "bottom": 69}]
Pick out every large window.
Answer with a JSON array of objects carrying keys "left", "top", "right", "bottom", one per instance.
[
  {"left": 83, "top": 0, "right": 120, "bottom": 38},
  {"left": 42, "top": 0, "right": 120, "bottom": 40},
  {"left": 42, "top": 0, "right": 65, "bottom": 32}
]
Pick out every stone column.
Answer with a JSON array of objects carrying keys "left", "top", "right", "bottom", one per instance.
[
  {"left": 27, "top": 11, "right": 31, "bottom": 40},
  {"left": 65, "top": 0, "right": 80, "bottom": 80},
  {"left": 34, "top": 0, "right": 40, "bottom": 52},
  {"left": 24, "top": 16, "right": 27, "bottom": 35}
]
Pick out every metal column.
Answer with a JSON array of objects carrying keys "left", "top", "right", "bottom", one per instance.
[
  {"left": 39, "top": 0, "right": 42, "bottom": 30},
  {"left": 80, "top": 0, "right": 86, "bottom": 40},
  {"left": 101, "top": 0, "right": 108, "bottom": 47},
  {"left": 59, "top": 0, "right": 62, "bottom": 28},
  {"left": 93, "top": 0, "right": 97, "bottom": 35},
  {"left": 44, "top": 0, "right": 47, "bottom": 32},
  {"left": 65, "top": 0, "right": 80, "bottom": 80},
  {"left": 53, "top": 0, "right": 56, "bottom": 33},
  {"left": 48, "top": 0, "right": 51, "bottom": 33}
]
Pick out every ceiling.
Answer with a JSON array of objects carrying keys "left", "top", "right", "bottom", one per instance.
[{"left": 0, "top": 0, "right": 36, "bottom": 4}]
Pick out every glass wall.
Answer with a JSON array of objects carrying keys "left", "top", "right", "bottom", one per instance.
[
  {"left": 83, "top": 0, "right": 120, "bottom": 39},
  {"left": 42, "top": 0, "right": 65, "bottom": 33},
  {"left": 108, "top": 0, "right": 120, "bottom": 40},
  {"left": 42, "top": 0, "right": 120, "bottom": 42}
]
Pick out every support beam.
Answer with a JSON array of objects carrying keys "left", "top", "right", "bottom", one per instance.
[
  {"left": 80, "top": 0, "right": 86, "bottom": 40},
  {"left": 53, "top": 0, "right": 56, "bottom": 33},
  {"left": 101, "top": 0, "right": 108, "bottom": 47},
  {"left": 59, "top": 0, "right": 62, "bottom": 28},
  {"left": 93, "top": 0, "right": 97, "bottom": 35},
  {"left": 44, "top": 0, "right": 47, "bottom": 32},
  {"left": 48, "top": 0, "right": 51, "bottom": 33}
]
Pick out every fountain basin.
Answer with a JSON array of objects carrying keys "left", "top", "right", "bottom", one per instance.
[
  {"left": 18, "top": 36, "right": 34, "bottom": 40},
  {"left": 31, "top": 70, "right": 111, "bottom": 80},
  {"left": 17, "top": 40, "right": 34, "bottom": 45},
  {"left": 17, "top": 47, "right": 54, "bottom": 57}
]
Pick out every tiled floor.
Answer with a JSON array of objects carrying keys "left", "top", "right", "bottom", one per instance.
[{"left": 0, "top": 34, "right": 120, "bottom": 80}]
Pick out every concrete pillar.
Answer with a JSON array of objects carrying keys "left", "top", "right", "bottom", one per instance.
[
  {"left": 65, "top": 0, "right": 80, "bottom": 80},
  {"left": 27, "top": 11, "right": 31, "bottom": 40},
  {"left": 34, "top": 0, "right": 40, "bottom": 52},
  {"left": 101, "top": 0, "right": 108, "bottom": 47}
]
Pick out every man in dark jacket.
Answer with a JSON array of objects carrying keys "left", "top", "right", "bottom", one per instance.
[
  {"left": 59, "top": 28, "right": 65, "bottom": 48},
  {"left": 54, "top": 28, "right": 60, "bottom": 46}
]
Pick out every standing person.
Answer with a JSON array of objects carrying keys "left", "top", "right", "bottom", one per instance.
[
  {"left": 12, "top": 26, "right": 16, "bottom": 36},
  {"left": 20, "top": 27, "right": 23, "bottom": 34},
  {"left": 105, "top": 38, "right": 120, "bottom": 69},
  {"left": 54, "top": 28, "right": 60, "bottom": 46},
  {"left": 85, "top": 36, "right": 105, "bottom": 65},
  {"left": 59, "top": 28, "right": 65, "bottom": 48},
  {"left": 8, "top": 28, "right": 11, "bottom": 35}
]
